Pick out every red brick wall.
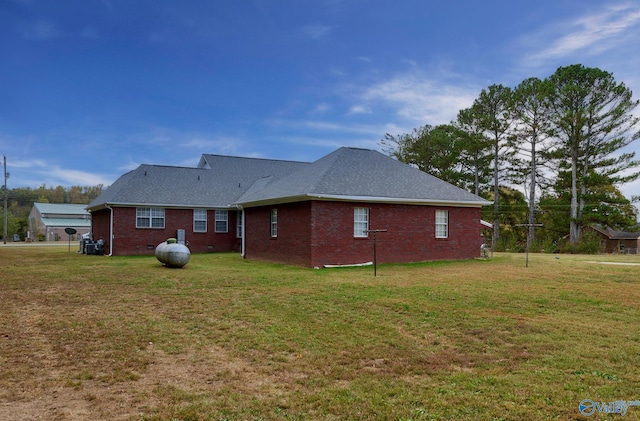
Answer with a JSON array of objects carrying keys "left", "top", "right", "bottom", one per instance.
[
  {"left": 90, "top": 209, "right": 111, "bottom": 248},
  {"left": 93, "top": 202, "right": 484, "bottom": 262},
  {"left": 374, "top": 203, "right": 484, "bottom": 263},
  {"left": 244, "top": 200, "right": 484, "bottom": 267},
  {"left": 585, "top": 227, "right": 640, "bottom": 254},
  {"left": 604, "top": 238, "right": 639, "bottom": 254},
  {"left": 243, "top": 202, "right": 313, "bottom": 267},
  {"left": 91, "top": 207, "right": 241, "bottom": 256}
]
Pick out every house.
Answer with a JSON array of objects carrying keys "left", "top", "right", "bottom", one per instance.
[
  {"left": 28, "top": 202, "right": 92, "bottom": 242},
  {"left": 87, "top": 147, "right": 491, "bottom": 267},
  {"left": 587, "top": 224, "right": 640, "bottom": 254}
]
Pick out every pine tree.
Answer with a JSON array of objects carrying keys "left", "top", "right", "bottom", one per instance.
[{"left": 547, "top": 64, "right": 640, "bottom": 250}]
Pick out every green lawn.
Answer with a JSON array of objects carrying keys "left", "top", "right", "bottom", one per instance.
[{"left": 1, "top": 246, "right": 639, "bottom": 420}]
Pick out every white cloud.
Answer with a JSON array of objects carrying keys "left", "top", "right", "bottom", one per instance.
[
  {"left": 523, "top": 3, "right": 640, "bottom": 65},
  {"left": 354, "top": 72, "right": 479, "bottom": 125},
  {"left": 354, "top": 56, "right": 373, "bottom": 64},
  {"left": 267, "top": 118, "right": 407, "bottom": 146},
  {"left": 312, "top": 102, "right": 331, "bottom": 114},
  {"left": 44, "top": 167, "right": 111, "bottom": 186},
  {"left": 301, "top": 24, "right": 332, "bottom": 40},
  {"left": 348, "top": 105, "right": 372, "bottom": 115},
  {"left": 10, "top": 160, "right": 115, "bottom": 188},
  {"left": 5, "top": 158, "right": 47, "bottom": 169}
]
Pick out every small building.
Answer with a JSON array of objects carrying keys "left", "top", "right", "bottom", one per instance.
[
  {"left": 588, "top": 225, "right": 640, "bottom": 254},
  {"left": 28, "top": 203, "right": 91, "bottom": 242},
  {"left": 87, "top": 147, "right": 491, "bottom": 267}
]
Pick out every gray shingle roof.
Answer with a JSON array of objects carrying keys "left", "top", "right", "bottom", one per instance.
[
  {"left": 237, "top": 147, "right": 490, "bottom": 206},
  {"left": 88, "top": 147, "right": 490, "bottom": 211},
  {"left": 87, "top": 156, "right": 308, "bottom": 210},
  {"left": 591, "top": 224, "right": 640, "bottom": 240}
]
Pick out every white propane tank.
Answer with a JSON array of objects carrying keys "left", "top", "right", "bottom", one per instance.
[{"left": 155, "top": 238, "right": 190, "bottom": 268}]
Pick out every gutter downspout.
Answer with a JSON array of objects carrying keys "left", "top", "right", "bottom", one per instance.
[
  {"left": 234, "top": 204, "right": 245, "bottom": 257},
  {"left": 240, "top": 206, "right": 245, "bottom": 257},
  {"left": 106, "top": 204, "right": 114, "bottom": 256}
]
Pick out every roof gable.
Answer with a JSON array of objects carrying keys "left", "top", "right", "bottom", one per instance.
[
  {"left": 237, "top": 147, "right": 490, "bottom": 207},
  {"left": 88, "top": 165, "right": 211, "bottom": 209},
  {"left": 88, "top": 156, "right": 308, "bottom": 210},
  {"left": 591, "top": 224, "right": 640, "bottom": 240}
]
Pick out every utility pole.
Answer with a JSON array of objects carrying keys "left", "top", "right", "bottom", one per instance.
[
  {"left": 514, "top": 223, "right": 543, "bottom": 267},
  {"left": 3, "top": 155, "right": 7, "bottom": 245},
  {"left": 364, "top": 229, "right": 387, "bottom": 276}
]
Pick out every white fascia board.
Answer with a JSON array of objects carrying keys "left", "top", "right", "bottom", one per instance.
[
  {"left": 235, "top": 195, "right": 309, "bottom": 208},
  {"left": 90, "top": 202, "right": 236, "bottom": 210},
  {"left": 238, "top": 194, "right": 491, "bottom": 208},
  {"left": 309, "top": 194, "right": 491, "bottom": 207}
]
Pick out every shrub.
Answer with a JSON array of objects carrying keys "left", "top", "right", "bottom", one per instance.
[{"left": 576, "top": 230, "right": 603, "bottom": 254}]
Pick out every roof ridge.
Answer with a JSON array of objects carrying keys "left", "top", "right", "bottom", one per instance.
[
  {"left": 201, "top": 154, "right": 309, "bottom": 165},
  {"left": 138, "top": 163, "right": 209, "bottom": 170},
  {"left": 304, "top": 148, "right": 346, "bottom": 192}
]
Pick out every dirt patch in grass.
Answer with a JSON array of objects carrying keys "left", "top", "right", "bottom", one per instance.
[{"left": 1, "top": 315, "right": 304, "bottom": 420}]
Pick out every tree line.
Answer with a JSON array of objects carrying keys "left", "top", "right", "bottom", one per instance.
[
  {"left": 0, "top": 184, "right": 104, "bottom": 240},
  {"left": 380, "top": 64, "right": 640, "bottom": 253}
]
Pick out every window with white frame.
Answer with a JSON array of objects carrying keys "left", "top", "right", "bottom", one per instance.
[
  {"left": 270, "top": 209, "right": 278, "bottom": 237},
  {"left": 136, "top": 207, "right": 165, "bottom": 229},
  {"left": 193, "top": 209, "right": 207, "bottom": 232},
  {"left": 215, "top": 210, "right": 228, "bottom": 233},
  {"left": 236, "top": 211, "right": 243, "bottom": 238},
  {"left": 435, "top": 210, "right": 448, "bottom": 238},
  {"left": 354, "top": 207, "right": 369, "bottom": 238}
]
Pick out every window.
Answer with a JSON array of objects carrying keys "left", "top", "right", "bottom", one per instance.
[
  {"left": 354, "top": 207, "right": 369, "bottom": 238},
  {"left": 236, "top": 211, "right": 243, "bottom": 238},
  {"left": 215, "top": 210, "right": 228, "bottom": 233},
  {"left": 136, "top": 207, "right": 165, "bottom": 228},
  {"left": 194, "top": 209, "right": 207, "bottom": 232},
  {"left": 435, "top": 210, "right": 448, "bottom": 238},
  {"left": 270, "top": 209, "right": 278, "bottom": 237},
  {"left": 619, "top": 240, "right": 625, "bottom": 254}
]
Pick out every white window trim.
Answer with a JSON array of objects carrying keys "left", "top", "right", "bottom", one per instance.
[
  {"left": 236, "top": 210, "right": 243, "bottom": 238},
  {"left": 193, "top": 209, "right": 207, "bottom": 233},
  {"left": 435, "top": 209, "right": 448, "bottom": 239},
  {"left": 354, "top": 207, "right": 369, "bottom": 238},
  {"left": 215, "top": 210, "right": 229, "bottom": 233},
  {"left": 270, "top": 209, "right": 278, "bottom": 238},
  {"left": 136, "top": 207, "right": 165, "bottom": 229}
]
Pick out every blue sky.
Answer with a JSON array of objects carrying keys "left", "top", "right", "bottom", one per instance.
[{"left": 2, "top": 0, "right": 640, "bottom": 201}]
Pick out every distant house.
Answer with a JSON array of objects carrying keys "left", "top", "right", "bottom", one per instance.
[
  {"left": 28, "top": 203, "right": 91, "bottom": 242},
  {"left": 588, "top": 225, "right": 640, "bottom": 254},
  {"left": 87, "top": 147, "right": 491, "bottom": 267}
]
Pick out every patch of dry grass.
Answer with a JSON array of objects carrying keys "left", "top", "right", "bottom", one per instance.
[{"left": 1, "top": 247, "right": 639, "bottom": 420}]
